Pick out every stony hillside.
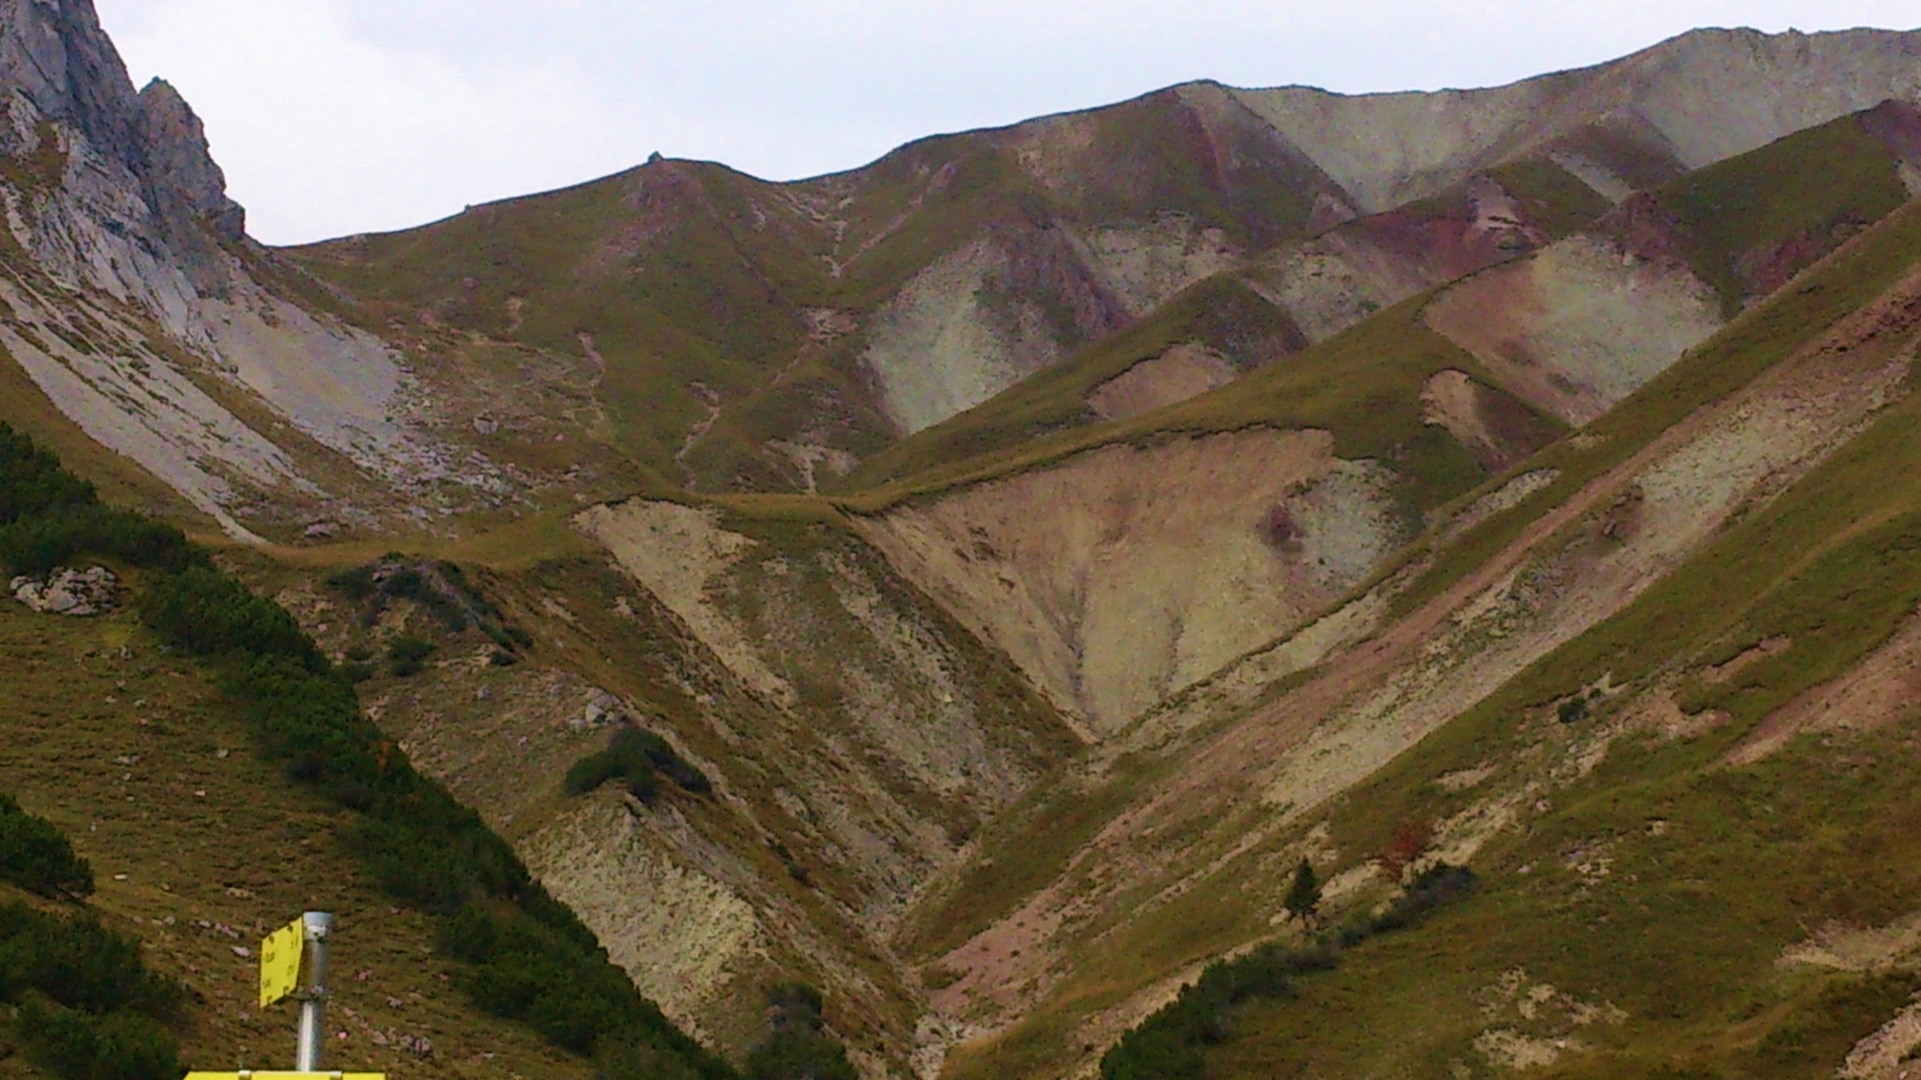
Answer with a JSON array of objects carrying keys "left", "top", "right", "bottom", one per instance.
[{"left": 7, "top": 5, "right": 1921, "bottom": 1080}]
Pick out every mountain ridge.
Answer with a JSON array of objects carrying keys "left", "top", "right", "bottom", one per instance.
[{"left": 7, "top": 6, "right": 1921, "bottom": 1079}]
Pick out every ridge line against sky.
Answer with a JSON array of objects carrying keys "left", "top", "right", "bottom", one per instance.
[{"left": 94, "top": 0, "right": 1921, "bottom": 246}]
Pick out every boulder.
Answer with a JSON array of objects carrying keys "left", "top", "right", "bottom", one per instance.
[{"left": 11, "top": 566, "right": 120, "bottom": 616}]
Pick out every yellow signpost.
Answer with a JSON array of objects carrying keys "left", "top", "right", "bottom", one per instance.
[
  {"left": 185, "top": 912, "right": 385, "bottom": 1080},
  {"left": 184, "top": 1073, "right": 386, "bottom": 1079},
  {"left": 258, "top": 918, "right": 305, "bottom": 1010}
]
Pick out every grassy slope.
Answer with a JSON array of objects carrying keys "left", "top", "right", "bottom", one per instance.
[
  {"left": 934, "top": 190, "right": 1921, "bottom": 1080},
  {"left": 1655, "top": 107, "right": 1912, "bottom": 314},
  {"left": 283, "top": 88, "right": 1351, "bottom": 495},
  {"left": 1487, "top": 158, "right": 1615, "bottom": 240},
  {"left": 0, "top": 599, "right": 592, "bottom": 1080},
  {"left": 1201, "top": 299, "right": 1921, "bottom": 1080}
]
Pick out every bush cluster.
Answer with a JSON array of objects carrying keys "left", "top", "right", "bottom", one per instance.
[
  {"left": 0, "top": 793, "right": 93, "bottom": 897},
  {"left": 387, "top": 634, "right": 436, "bottom": 677},
  {"left": 326, "top": 556, "right": 532, "bottom": 654},
  {"left": 565, "top": 727, "right": 713, "bottom": 804},
  {"left": 439, "top": 904, "right": 729, "bottom": 1075},
  {"left": 0, "top": 504, "right": 205, "bottom": 578},
  {"left": 1100, "top": 864, "right": 1478, "bottom": 1079},
  {"left": 0, "top": 426, "right": 94, "bottom": 524},
  {"left": 0, "top": 902, "right": 182, "bottom": 1080},
  {"left": 0, "top": 423, "right": 748, "bottom": 1077},
  {"left": 743, "top": 984, "right": 858, "bottom": 1080}
]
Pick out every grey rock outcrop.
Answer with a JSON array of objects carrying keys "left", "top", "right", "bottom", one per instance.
[
  {"left": 11, "top": 565, "right": 119, "bottom": 615},
  {"left": 0, "top": 0, "right": 241, "bottom": 238},
  {"left": 0, "top": 0, "right": 509, "bottom": 539},
  {"left": 0, "top": 0, "right": 244, "bottom": 309},
  {"left": 0, "top": 0, "right": 141, "bottom": 160},
  {"left": 136, "top": 77, "right": 244, "bottom": 240}
]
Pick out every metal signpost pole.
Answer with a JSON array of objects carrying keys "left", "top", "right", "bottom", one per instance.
[{"left": 294, "top": 912, "right": 333, "bottom": 1073}]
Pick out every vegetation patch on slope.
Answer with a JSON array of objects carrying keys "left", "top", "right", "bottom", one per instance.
[
  {"left": 1100, "top": 864, "right": 1476, "bottom": 1080},
  {"left": 0, "top": 797, "right": 181, "bottom": 1080},
  {"left": 1655, "top": 106, "right": 1913, "bottom": 314},
  {"left": 0, "top": 793, "right": 93, "bottom": 899},
  {"left": 0, "top": 422, "right": 741, "bottom": 1078},
  {"left": 1484, "top": 158, "right": 1614, "bottom": 241}
]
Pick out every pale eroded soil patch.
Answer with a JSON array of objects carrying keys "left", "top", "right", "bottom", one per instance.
[
  {"left": 577, "top": 500, "right": 793, "bottom": 703},
  {"left": 527, "top": 796, "right": 772, "bottom": 1042},
  {"left": 1085, "top": 343, "right": 1236, "bottom": 421},
  {"left": 1247, "top": 228, "right": 1445, "bottom": 343},
  {"left": 1782, "top": 913, "right": 1921, "bottom": 972},
  {"left": 1078, "top": 216, "right": 1242, "bottom": 318},
  {"left": 860, "top": 429, "right": 1406, "bottom": 732},
  {"left": 1423, "top": 235, "right": 1724, "bottom": 424},
  {"left": 1841, "top": 1001, "right": 1921, "bottom": 1080},
  {"left": 861, "top": 241, "right": 1059, "bottom": 435}
]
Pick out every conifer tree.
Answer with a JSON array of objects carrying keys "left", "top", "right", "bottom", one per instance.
[{"left": 1283, "top": 857, "right": 1322, "bottom": 928}]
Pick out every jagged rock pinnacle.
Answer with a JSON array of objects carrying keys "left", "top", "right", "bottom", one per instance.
[
  {"left": 0, "top": 0, "right": 245, "bottom": 241},
  {"left": 138, "top": 77, "right": 245, "bottom": 240}
]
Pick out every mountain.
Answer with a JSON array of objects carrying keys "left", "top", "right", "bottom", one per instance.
[{"left": 6, "top": 4, "right": 1921, "bottom": 1078}]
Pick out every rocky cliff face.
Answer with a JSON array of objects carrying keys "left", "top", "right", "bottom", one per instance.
[
  {"left": 0, "top": 0, "right": 541, "bottom": 542},
  {"left": 0, "top": 0, "right": 239, "bottom": 283}
]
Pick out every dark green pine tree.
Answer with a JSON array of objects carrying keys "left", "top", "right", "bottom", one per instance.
[{"left": 1283, "top": 856, "right": 1322, "bottom": 928}]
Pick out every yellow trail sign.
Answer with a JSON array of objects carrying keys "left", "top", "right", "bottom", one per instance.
[
  {"left": 258, "top": 918, "right": 305, "bottom": 1009},
  {"left": 184, "top": 1073, "right": 385, "bottom": 1079}
]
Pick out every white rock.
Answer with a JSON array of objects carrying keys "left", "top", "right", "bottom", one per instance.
[{"left": 11, "top": 566, "right": 118, "bottom": 616}]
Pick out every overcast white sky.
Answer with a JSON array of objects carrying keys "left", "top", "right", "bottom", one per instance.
[{"left": 91, "top": 1, "right": 1921, "bottom": 246}]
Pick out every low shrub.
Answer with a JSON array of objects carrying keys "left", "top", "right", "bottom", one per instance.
[
  {"left": 1368, "top": 863, "right": 1478, "bottom": 933},
  {"left": 0, "top": 901, "right": 182, "bottom": 1080},
  {"left": 0, "top": 503, "right": 203, "bottom": 577},
  {"left": 140, "top": 568, "right": 321, "bottom": 670},
  {"left": 0, "top": 905, "right": 182, "bottom": 1017},
  {"left": 327, "top": 556, "right": 528, "bottom": 645},
  {"left": 1558, "top": 693, "right": 1591, "bottom": 724},
  {"left": 0, "top": 793, "right": 92, "bottom": 897},
  {"left": 744, "top": 984, "right": 857, "bottom": 1080},
  {"left": 565, "top": 728, "right": 711, "bottom": 803},
  {"left": 596, "top": 1032, "right": 706, "bottom": 1080},
  {"left": 0, "top": 427, "right": 95, "bottom": 526},
  {"left": 17, "top": 999, "right": 179, "bottom": 1080},
  {"left": 442, "top": 904, "right": 728, "bottom": 1074},
  {"left": 387, "top": 634, "right": 435, "bottom": 677}
]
